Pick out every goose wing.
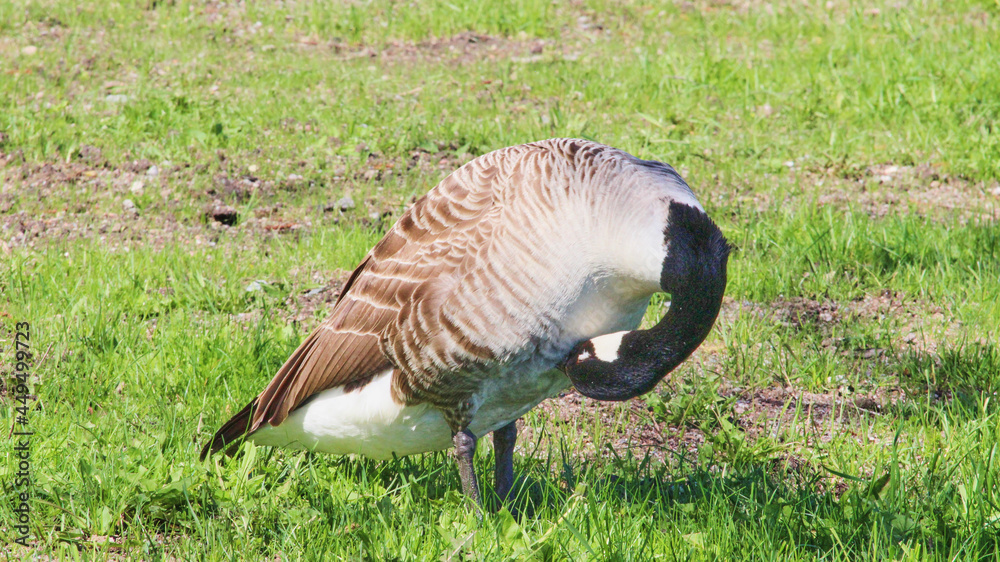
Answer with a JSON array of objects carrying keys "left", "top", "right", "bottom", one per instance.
[{"left": 204, "top": 153, "right": 520, "bottom": 455}]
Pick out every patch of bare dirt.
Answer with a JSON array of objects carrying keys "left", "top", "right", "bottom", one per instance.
[
  {"left": 0, "top": 145, "right": 434, "bottom": 251},
  {"left": 724, "top": 291, "right": 965, "bottom": 356},
  {"left": 522, "top": 392, "right": 688, "bottom": 465},
  {"left": 280, "top": 271, "right": 351, "bottom": 327},
  {"left": 339, "top": 32, "right": 518, "bottom": 65},
  {"left": 733, "top": 385, "right": 894, "bottom": 437},
  {"left": 726, "top": 162, "right": 1000, "bottom": 222},
  {"left": 297, "top": 30, "right": 593, "bottom": 69},
  {"left": 0, "top": 202, "right": 320, "bottom": 254},
  {"left": 816, "top": 163, "right": 1000, "bottom": 221},
  {"left": 520, "top": 383, "right": 896, "bottom": 474}
]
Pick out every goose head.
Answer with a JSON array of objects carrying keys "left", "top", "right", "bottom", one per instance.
[{"left": 561, "top": 201, "right": 730, "bottom": 401}]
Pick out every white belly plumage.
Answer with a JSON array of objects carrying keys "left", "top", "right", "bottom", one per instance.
[{"left": 249, "top": 366, "right": 571, "bottom": 459}]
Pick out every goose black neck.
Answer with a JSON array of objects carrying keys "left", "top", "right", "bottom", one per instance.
[
  {"left": 564, "top": 202, "right": 730, "bottom": 401},
  {"left": 617, "top": 277, "right": 726, "bottom": 395}
]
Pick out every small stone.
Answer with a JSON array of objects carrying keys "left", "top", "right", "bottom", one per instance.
[
  {"left": 248, "top": 164, "right": 259, "bottom": 173},
  {"left": 129, "top": 180, "right": 144, "bottom": 195},
  {"left": 105, "top": 94, "right": 129, "bottom": 104},
  {"left": 853, "top": 397, "right": 880, "bottom": 412},
  {"left": 146, "top": 165, "right": 159, "bottom": 177},
  {"left": 90, "top": 535, "right": 114, "bottom": 545},
  {"left": 122, "top": 199, "right": 138, "bottom": 214},
  {"left": 130, "top": 159, "right": 153, "bottom": 173},
  {"left": 245, "top": 280, "right": 266, "bottom": 293},
  {"left": 336, "top": 196, "right": 355, "bottom": 211},
  {"left": 21, "top": 45, "right": 37, "bottom": 56},
  {"left": 287, "top": 173, "right": 303, "bottom": 181},
  {"left": 208, "top": 204, "right": 239, "bottom": 226}
]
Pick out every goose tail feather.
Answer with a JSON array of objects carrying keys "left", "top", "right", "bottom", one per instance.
[{"left": 201, "top": 400, "right": 256, "bottom": 460}]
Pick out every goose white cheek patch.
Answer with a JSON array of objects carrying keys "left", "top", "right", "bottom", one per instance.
[{"left": 588, "top": 331, "right": 629, "bottom": 363}]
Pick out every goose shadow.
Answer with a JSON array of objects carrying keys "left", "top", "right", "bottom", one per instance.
[{"left": 280, "top": 441, "right": 997, "bottom": 557}]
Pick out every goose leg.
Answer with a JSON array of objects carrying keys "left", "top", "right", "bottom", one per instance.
[
  {"left": 453, "top": 429, "right": 482, "bottom": 507},
  {"left": 493, "top": 421, "right": 517, "bottom": 503}
]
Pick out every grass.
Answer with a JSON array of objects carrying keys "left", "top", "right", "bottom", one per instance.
[{"left": 2, "top": 0, "right": 1000, "bottom": 559}]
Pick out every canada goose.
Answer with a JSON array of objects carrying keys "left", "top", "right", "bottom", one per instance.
[{"left": 202, "top": 138, "right": 730, "bottom": 508}]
